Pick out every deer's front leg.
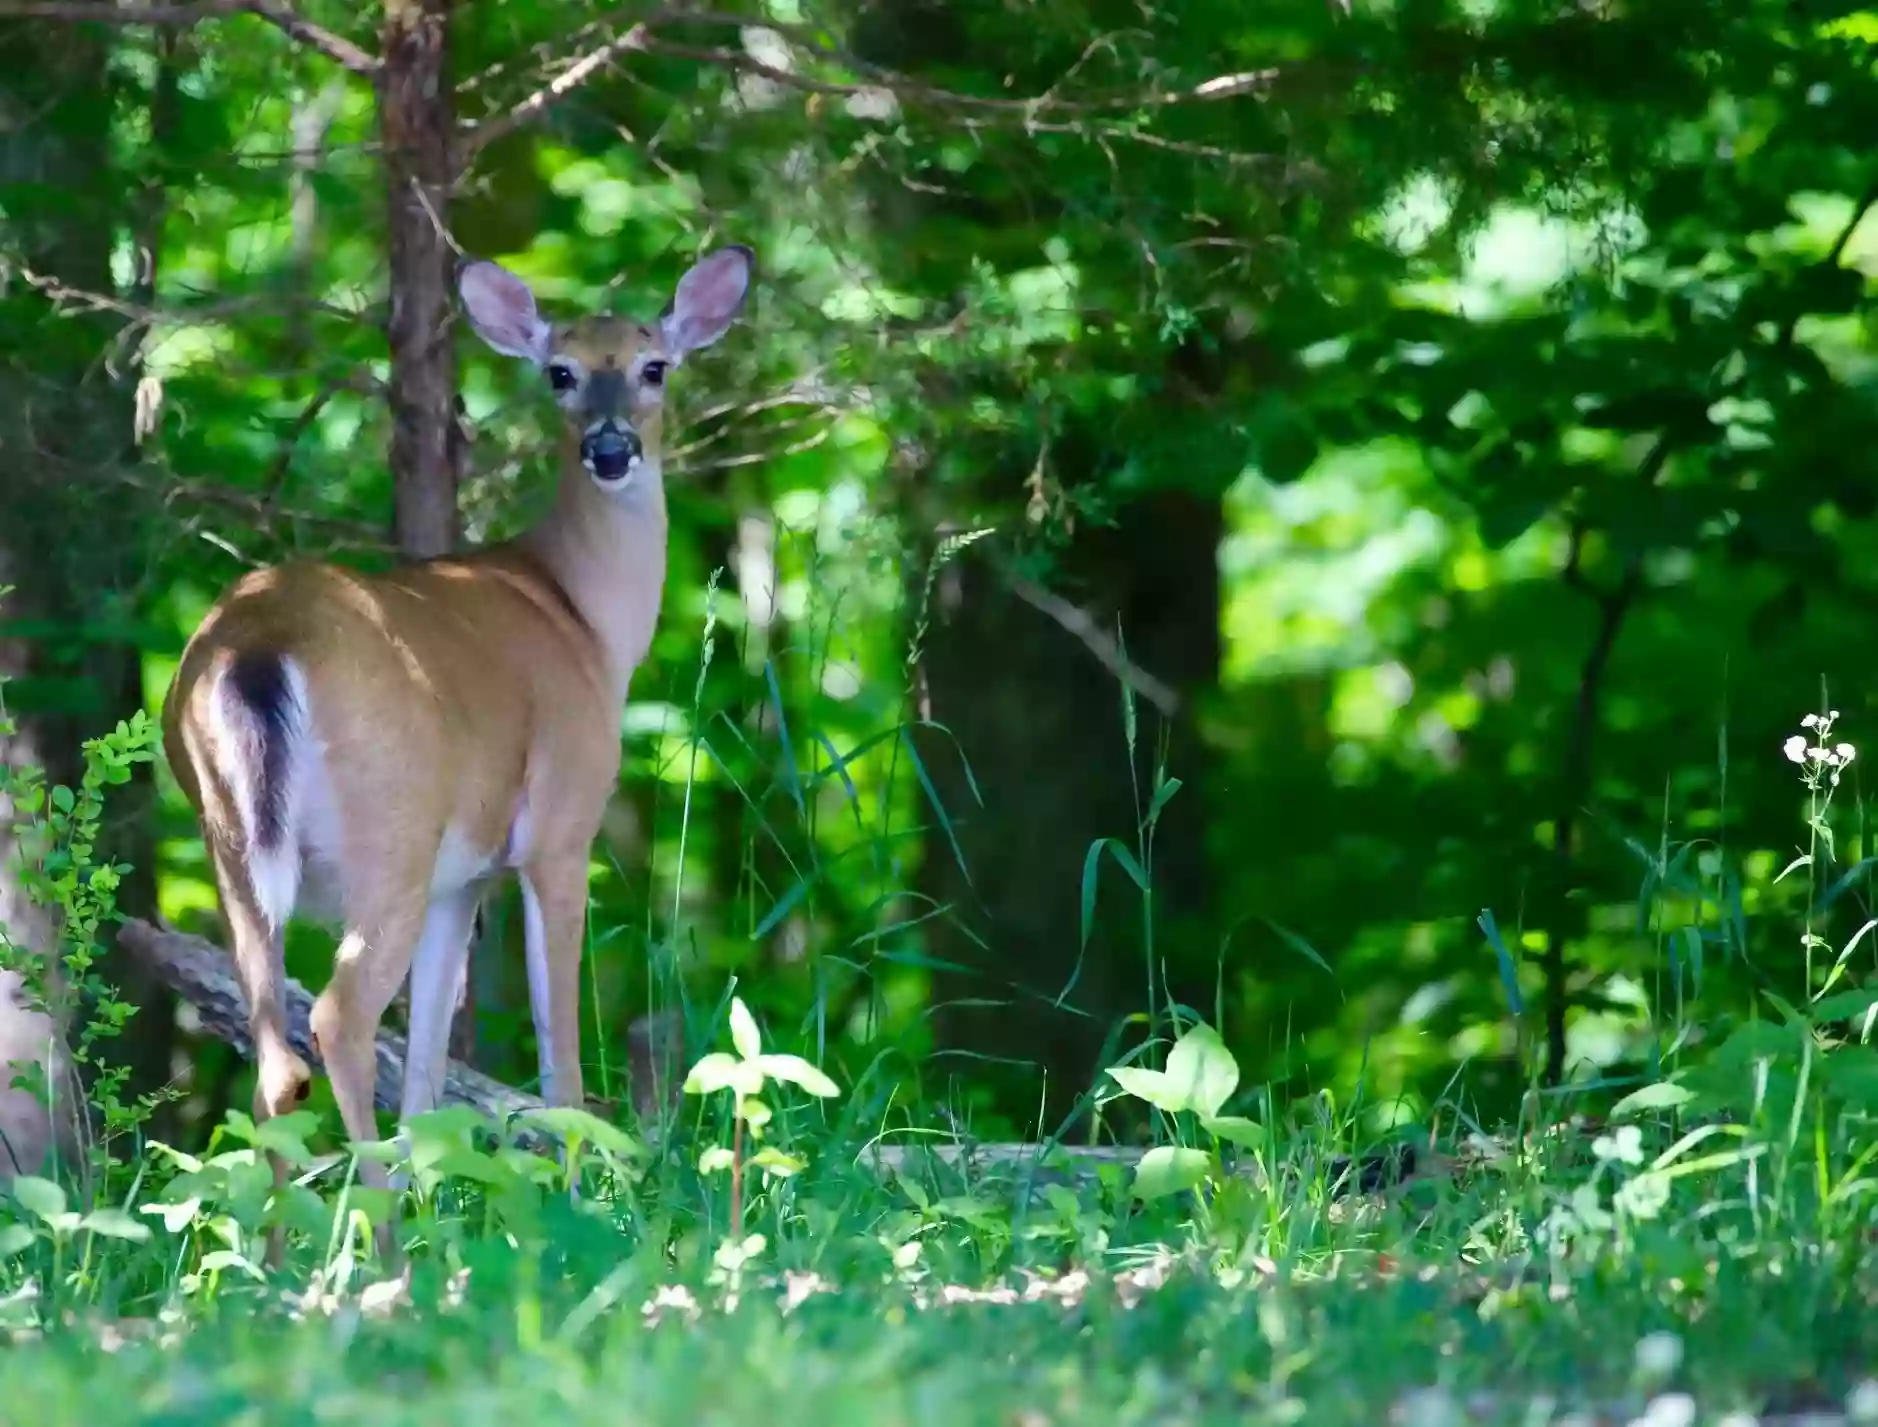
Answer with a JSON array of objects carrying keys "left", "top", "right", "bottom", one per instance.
[{"left": 520, "top": 852, "right": 588, "bottom": 1112}]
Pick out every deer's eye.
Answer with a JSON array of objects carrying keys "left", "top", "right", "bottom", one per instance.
[
  {"left": 641, "top": 360, "right": 668, "bottom": 388},
  {"left": 547, "top": 363, "right": 578, "bottom": 392}
]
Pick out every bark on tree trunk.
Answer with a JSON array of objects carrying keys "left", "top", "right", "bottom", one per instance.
[
  {"left": 377, "top": 0, "right": 478, "bottom": 1064},
  {"left": 379, "top": 0, "right": 462, "bottom": 562},
  {"left": 912, "top": 476, "right": 1222, "bottom": 1138}
]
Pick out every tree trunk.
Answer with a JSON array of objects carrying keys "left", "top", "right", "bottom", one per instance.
[
  {"left": 380, "top": 0, "right": 462, "bottom": 562},
  {"left": 378, "top": 0, "right": 477, "bottom": 1061},
  {"left": 913, "top": 470, "right": 1222, "bottom": 1138}
]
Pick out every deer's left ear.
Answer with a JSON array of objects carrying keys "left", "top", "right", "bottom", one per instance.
[{"left": 660, "top": 245, "right": 755, "bottom": 362}]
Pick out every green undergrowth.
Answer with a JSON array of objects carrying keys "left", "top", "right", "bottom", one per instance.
[{"left": 1, "top": 1000, "right": 1877, "bottom": 1425}]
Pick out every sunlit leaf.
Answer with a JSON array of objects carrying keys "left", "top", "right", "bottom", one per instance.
[{"left": 1132, "top": 1146, "right": 1211, "bottom": 1200}]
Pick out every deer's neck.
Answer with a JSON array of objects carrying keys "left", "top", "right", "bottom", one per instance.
[{"left": 519, "top": 452, "right": 670, "bottom": 704}]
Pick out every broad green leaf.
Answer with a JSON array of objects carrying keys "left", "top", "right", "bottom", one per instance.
[
  {"left": 1199, "top": 1114, "right": 1264, "bottom": 1148},
  {"left": 10, "top": 1175, "right": 65, "bottom": 1223},
  {"left": 1612, "top": 1081, "right": 1694, "bottom": 1117},
  {"left": 79, "top": 1208, "right": 152, "bottom": 1242},
  {"left": 1132, "top": 1145, "right": 1211, "bottom": 1200},
  {"left": 197, "top": 1250, "right": 266, "bottom": 1282},
  {"left": 684, "top": 1052, "right": 764, "bottom": 1098},
  {"left": 251, "top": 1109, "right": 319, "bottom": 1163},
  {"left": 699, "top": 1146, "right": 736, "bottom": 1174},
  {"left": 739, "top": 1096, "right": 774, "bottom": 1129},
  {"left": 1106, "top": 1065, "right": 1184, "bottom": 1114},
  {"left": 757, "top": 1053, "right": 840, "bottom": 1098},
  {"left": 1164, "top": 1023, "right": 1238, "bottom": 1119},
  {"left": 750, "top": 1146, "right": 805, "bottom": 1177},
  {"left": 729, "top": 997, "right": 763, "bottom": 1061},
  {"left": 0, "top": 1223, "right": 36, "bottom": 1257},
  {"left": 515, "top": 1106, "right": 643, "bottom": 1159},
  {"left": 143, "top": 1197, "right": 201, "bottom": 1235}
]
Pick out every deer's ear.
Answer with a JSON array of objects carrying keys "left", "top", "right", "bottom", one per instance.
[
  {"left": 660, "top": 245, "right": 755, "bottom": 361},
  {"left": 458, "top": 259, "right": 553, "bottom": 364}
]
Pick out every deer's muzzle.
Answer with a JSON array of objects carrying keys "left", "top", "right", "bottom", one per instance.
[{"left": 581, "top": 419, "right": 643, "bottom": 483}]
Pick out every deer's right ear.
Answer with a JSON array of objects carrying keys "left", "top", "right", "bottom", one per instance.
[{"left": 458, "top": 259, "right": 553, "bottom": 365}]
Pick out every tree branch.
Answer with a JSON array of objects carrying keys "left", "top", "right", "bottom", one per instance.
[
  {"left": 454, "top": 9, "right": 1282, "bottom": 159},
  {"left": 0, "top": 0, "right": 380, "bottom": 76}
]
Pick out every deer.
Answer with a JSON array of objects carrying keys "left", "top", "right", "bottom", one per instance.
[{"left": 161, "top": 242, "right": 755, "bottom": 1262}]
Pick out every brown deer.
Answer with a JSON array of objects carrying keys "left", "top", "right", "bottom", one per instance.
[{"left": 161, "top": 243, "right": 755, "bottom": 1259}]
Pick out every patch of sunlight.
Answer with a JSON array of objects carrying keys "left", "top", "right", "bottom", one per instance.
[
  {"left": 622, "top": 702, "right": 711, "bottom": 787},
  {"left": 831, "top": 411, "right": 890, "bottom": 476},
  {"left": 1566, "top": 1013, "right": 1637, "bottom": 1072},
  {"left": 156, "top": 848, "right": 219, "bottom": 927},
  {"left": 1400, "top": 977, "right": 1455, "bottom": 1026},
  {"left": 1221, "top": 439, "right": 1449, "bottom": 681},
  {"left": 1002, "top": 260, "right": 1080, "bottom": 345},
  {"left": 1450, "top": 549, "right": 1493, "bottom": 592},
  {"left": 1396, "top": 199, "right": 1648, "bottom": 317},
  {"left": 1794, "top": 312, "right": 1878, "bottom": 385},
  {"left": 142, "top": 322, "right": 236, "bottom": 380},
  {"left": 1369, "top": 171, "right": 1457, "bottom": 256},
  {"left": 1449, "top": 1020, "right": 1513, "bottom": 1062},
  {"left": 1762, "top": 189, "right": 1878, "bottom": 276},
  {"left": 822, "top": 279, "right": 923, "bottom": 325},
  {"left": 1327, "top": 660, "right": 1413, "bottom": 742},
  {"left": 773, "top": 486, "right": 823, "bottom": 530}
]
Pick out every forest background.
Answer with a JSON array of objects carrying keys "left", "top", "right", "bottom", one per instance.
[{"left": 3, "top": 0, "right": 1877, "bottom": 1165}]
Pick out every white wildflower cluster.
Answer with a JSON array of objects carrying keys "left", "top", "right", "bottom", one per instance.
[{"left": 1783, "top": 708, "right": 1857, "bottom": 787}]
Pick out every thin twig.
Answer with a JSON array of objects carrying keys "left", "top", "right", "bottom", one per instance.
[
  {"left": 1007, "top": 574, "right": 1182, "bottom": 717},
  {"left": 460, "top": 22, "right": 650, "bottom": 156},
  {"left": 0, "top": 0, "right": 380, "bottom": 75}
]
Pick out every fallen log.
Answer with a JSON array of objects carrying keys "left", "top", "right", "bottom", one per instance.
[{"left": 115, "top": 916, "right": 1461, "bottom": 1196}]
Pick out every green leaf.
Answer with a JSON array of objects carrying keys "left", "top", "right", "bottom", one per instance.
[
  {"left": 1132, "top": 1145, "right": 1212, "bottom": 1200},
  {"left": 0, "top": 1223, "right": 37, "bottom": 1257},
  {"left": 1612, "top": 1081, "right": 1694, "bottom": 1118},
  {"left": 750, "top": 1146, "right": 805, "bottom": 1177},
  {"left": 1199, "top": 1114, "right": 1264, "bottom": 1148},
  {"left": 699, "top": 1146, "right": 736, "bottom": 1174},
  {"left": 197, "top": 1250, "right": 266, "bottom": 1282},
  {"left": 514, "top": 1106, "right": 643, "bottom": 1159},
  {"left": 1105, "top": 1065, "right": 1184, "bottom": 1114},
  {"left": 143, "top": 1197, "right": 201, "bottom": 1234},
  {"left": 684, "top": 1052, "right": 764, "bottom": 1098},
  {"left": 79, "top": 1208, "right": 152, "bottom": 1242},
  {"left": 729, "top": 997, "right": 763, "bottom": 1061},
  {"left": 10, "top": 1176, "right": 65, "bottom": 1223},
  {"left": 757, "top": 1053, "right": 840, "bottom": 1098},
  {"left": 1164, "top": 1022, "right": 1238, "bottom": 1119}
]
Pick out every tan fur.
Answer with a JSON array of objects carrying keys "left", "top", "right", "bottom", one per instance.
[{"left": 160, "top": 246, "right": 752, "bottom": 1263}]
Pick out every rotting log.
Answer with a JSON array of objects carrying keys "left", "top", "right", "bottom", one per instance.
[{"left": 116, "top": 916, "right": 1462, "bottom": 1196}]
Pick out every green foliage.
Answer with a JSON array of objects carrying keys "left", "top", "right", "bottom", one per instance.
[{"left": 0, "top": 587, "right": 165, "bottom": 1184}]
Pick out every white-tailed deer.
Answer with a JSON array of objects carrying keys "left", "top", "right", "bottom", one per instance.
[{"left": 162, "top": 243, "right": 755, "bottom": 1258}]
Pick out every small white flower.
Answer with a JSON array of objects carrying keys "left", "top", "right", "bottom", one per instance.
[
  {"left": 1837, "top": 742, "right": 1857, "bottom": 763},
  {"left": 1784, "top": 735, "right": 1808, "bottom": 763},
  {"left": 1634, "top": 1330, "right": 1683, "bottom": 1381},
  {"left": 1848, "top": 1378, "right": 1878, "bottom": 1424},
  {"left": 1631, "top": 1392, "right": 1696, "bottom": 1427},
  {"left": 1804, "top": 713, "right": 1820, "bottom": 728}
]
